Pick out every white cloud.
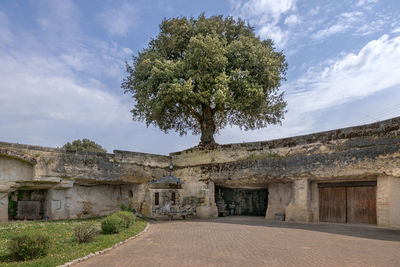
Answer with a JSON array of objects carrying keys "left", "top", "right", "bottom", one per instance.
[
  {"left": 258, "top": 24, "right": 288, "bottom": 46},
  {"left": 392, "top": 27, "right": 400, "bottom": 34},
  {"left": 234, "top": 0, "right": 296, "bottom": 24},
  {"left": 37, "top": 0, "right": 82, "bottom": 41},
  {"left": 0, "top": 50, "right": 130, "bottom": 125},
  {"left": 308, "top": 6, "right": 320, "bottom": 16},
  {"left": 230, "top": 0, "right": 297, "bottom": 48},
  {"left": 0, "top": 11, "right": 14, "bottom": 44},
  {"left": 284, "top": 14, "right": 300, "bottom": 27},
  {"left": 313, "top": 12, "right": 363, "bottom": 39},
  {"left": 287, "top": 34, "right": 400, "bottom": 113},
  {"left": 356, "top": 18, "right": 386, "bottom": 36},
  {"left": 0, "top": 9, "right": 132, "bottom": 127},
  {"left": 226, "top": 33, "right": 400, "bottom": 141},
  {"left": 99, "top": 2, "right": 138, "bottom": 37},
  {"left": 356, "top": 0, "right": 378, "bottom": 7}
]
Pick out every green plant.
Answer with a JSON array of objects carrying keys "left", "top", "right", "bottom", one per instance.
[
  {"left": 120, "top": 204, "right": 134, "bottom": 212},
  {"left": 63, "top": 138, "right": 107, "bottom": 153},
  {"left": 9, "top": 233, "right": 50, "bottom": 261},
  {"left": 101, "top": 215, "right": 123, "bottom": 234},
  {"left": 114, "top": 211, "right": 136, "bottom": 228},
  {"left": 122, "top": 14, "right": 287, "bottom": 147},
  {"left": 8, "top": 197, "right": 17, "bottom": 219},
  {"left": 0, "top": 216, "right": 146, "bottom": 266},
  {"left": 73, "top": 224, "right": 99, "bottom": 243}
]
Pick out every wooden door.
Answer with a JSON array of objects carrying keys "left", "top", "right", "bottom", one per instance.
[
  {"left": 346, "top": 186, "right": 377, "bottom": 224},
  {"left": 319, "top": 187, "right": 346, "bottom": 223}
]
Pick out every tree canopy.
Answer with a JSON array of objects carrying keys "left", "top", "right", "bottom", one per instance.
[
  {"left": 122, "top": 14, "right": 287, "bottom": 147},
  {"left": 62, "top": 139, "right": 107, "bottom": 153}
]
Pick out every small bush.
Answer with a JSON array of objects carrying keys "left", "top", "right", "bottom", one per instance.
[
  {"left": 101, "top": 215, "right": 123, "bottom": 234},
  {"left": 114, "top": 211, "right": 136, "bottom": 228},
  {"left": 73, "top": 224, "right": 99, "bottom": 243},
  {"left": 9, "top": 233, "right": 50, "bottom": 261},
  {"left": 119, "top": 204, "right": 134, "bottom": 212}
]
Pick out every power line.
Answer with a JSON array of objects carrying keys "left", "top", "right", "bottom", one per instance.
[{"left": 348, "top": 103, "right": 400, "bottom": 126}]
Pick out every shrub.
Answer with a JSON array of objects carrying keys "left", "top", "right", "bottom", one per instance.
[
  {"left": 101, "top": 215, "right": 123, "bottom": 234},
  {"left": 9, "top": 233, "right": 50, "bottom": 261},
  {"left": 8, "top": 198, "right": 17, "bottom": 219},
  {"left": 120, "top": 204, "right": 135, "bottom": 213},
  {"left": 114, "top": 211, "right": 136, "bottom": 228},
  {"left": 73, "top": 224, "right": 99, "bottom": 243}
]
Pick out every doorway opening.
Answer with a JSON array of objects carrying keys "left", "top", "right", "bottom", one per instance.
[{"left": 215, "top": 186, "right": 268, "bottom": 216}]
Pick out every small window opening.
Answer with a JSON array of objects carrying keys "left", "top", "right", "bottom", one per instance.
[
  {"left": 171, "top": 192, "right": 176, "bottom": 205},
  {"left": 129, "top": 190, "right": 133, "bottom": 198},
  {"left": 155, "top": 192, "right": 159, "bottom": 206}
]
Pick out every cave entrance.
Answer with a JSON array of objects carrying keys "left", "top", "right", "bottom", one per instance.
[
  {"left": 215, "top": 186, "right": 268, "bottom": 216},
  {"left": 8, "top": 190, "right": 48, "bottom": 220}
]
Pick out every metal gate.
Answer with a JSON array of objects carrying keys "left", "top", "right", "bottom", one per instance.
[{"left": 319, "top": 181, "right": 377, "bottom": 224}]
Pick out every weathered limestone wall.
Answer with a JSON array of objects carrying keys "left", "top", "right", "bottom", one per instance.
[
  {"left": 377, "top": 176, "right": 400, "bottom": 228},
  {"left": 1, "top": 117, "right": 400, "bottom": 227},
  {"left": 172, "top": 165, "right": 218, "bottom": 218},
  {"left": 0, "top": 141, "right": 170, "bottom": 221},
  {"left": 285, "top": 178, "right": 312, "bottom": 222},
  {"left": 171, "top": 117, "right": 400, "bottom": 167},
  {"left": 171, "top": 117, "right": 400, "bottom": 227},
  {"left": 69, "top": 184, "right": 133, "bottom": 218},
  {"left": 0, "top": 193, "right": 8, "bottom": 222},
  {"left": 0, "top": 156, "right": 34, "bottom": 182},
  {"left": 265, "top": 183, "right": 292, "bottom": 220},
  {"left": 310, "top": 182, "right": 319, "bottom": 222},
  {"left": 390, "top": 177, "right": 400, "bottom": 228}
]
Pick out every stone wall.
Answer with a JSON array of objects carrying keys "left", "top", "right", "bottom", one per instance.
[
  {"left": 0, "top": 156, "right": 34, "bottom": 183},
  {"left": 169, "top": 117, "right": 400, "bottom": 227},
  {"left": 377, "top": 176, "right": 400, "bottom": 228},
  {"left": 171, "top": 117, "right": 400, "bottom": 166},
  {"left": 1, "top": 117, "right": 400, "bottom": 228},
  {"left": 0, "top": 141, "right": 169, "bottom": 221}
]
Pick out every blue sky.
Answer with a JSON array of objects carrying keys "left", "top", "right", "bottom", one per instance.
[{"left": 1, "top": 0, "right": 400, "bottom": 154}]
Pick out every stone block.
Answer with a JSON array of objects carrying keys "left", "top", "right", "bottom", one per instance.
[
  {"left": 0, "top": 193, "right": 8, "bottom": 222},
  {"left": 285, "top": 204, "right": 313, "bottom": 222}
]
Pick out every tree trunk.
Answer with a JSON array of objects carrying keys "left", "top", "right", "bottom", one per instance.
[{"left": 199, "top": 106, "right": 217, "bottom": 147}]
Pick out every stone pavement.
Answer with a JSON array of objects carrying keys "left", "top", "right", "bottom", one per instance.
[{"left": 75, "top": 216, "right": 400, "bottom": 267}]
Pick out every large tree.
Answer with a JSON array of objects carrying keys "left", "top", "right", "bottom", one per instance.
[{"left": 122, "top": 14, "right": 287, "bottom": 147}]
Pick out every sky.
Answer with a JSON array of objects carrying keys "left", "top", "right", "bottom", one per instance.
[{"left": 1, "top": 0, "right": 400, "bottom": 155}]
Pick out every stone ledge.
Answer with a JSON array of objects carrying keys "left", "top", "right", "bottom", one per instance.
[{"left": 170, "top": 116, "right": 400, "bottom": 156}]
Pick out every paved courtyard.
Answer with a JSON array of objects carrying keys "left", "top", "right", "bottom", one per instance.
[{"left": 75, "top": 216, "right": 400, "bottom": 267}]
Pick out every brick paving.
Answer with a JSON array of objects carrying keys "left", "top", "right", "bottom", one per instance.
[{"left": 75, "top": 216, "right": 400, "bottom": 267}]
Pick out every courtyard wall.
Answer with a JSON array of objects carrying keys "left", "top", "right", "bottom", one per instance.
[{"left": 1, "top": 117, "right": 400, "bottom": 228}]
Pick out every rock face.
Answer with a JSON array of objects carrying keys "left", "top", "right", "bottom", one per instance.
[{"left": 1, "top": 117, "right": 400, "bottom": 228}]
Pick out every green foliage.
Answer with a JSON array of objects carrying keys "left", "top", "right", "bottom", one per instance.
[
  {"left": 122, "top": 14, "right": 287, "bottom": 146},
  {"left": 73, "top": 224, "right": 99, "bottom": 243},
  {"left": 120, "top": 204, "right": 134, "bottom": 212},
  {"left": 62, "top": 138, "right": 107, "bottom": 153},
  {"left": 101, "top": 215, "right": 123, "bottom": 234},
  {"left": 7, "top": 197, "right": 17, "bottom": 219},
  {"left": 9, "top": 233, "right": 50, "bottom": 261},
  {"left": 114, "top": 211, "right": 136, "bottom": 228},
  {"left": 0, "top": 217, "right": 146, "bottom": 266}
]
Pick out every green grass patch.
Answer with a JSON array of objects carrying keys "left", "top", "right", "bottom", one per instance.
[{"left": 0, "top": 217, "right": 146, "bottom": 267}]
